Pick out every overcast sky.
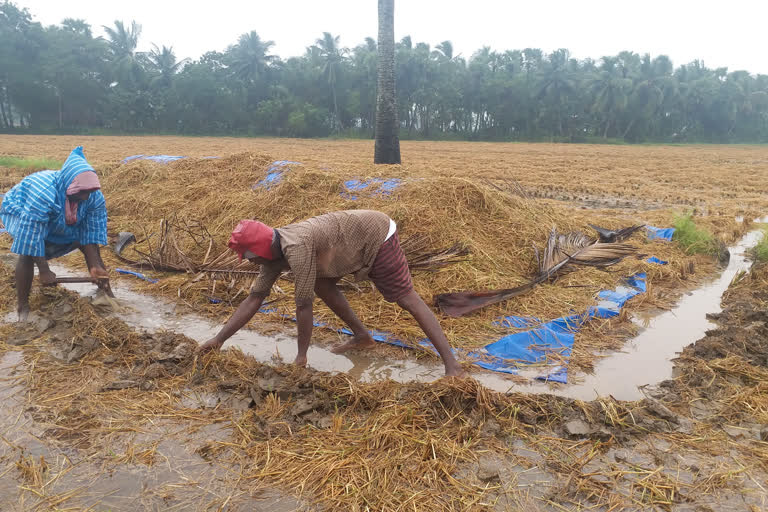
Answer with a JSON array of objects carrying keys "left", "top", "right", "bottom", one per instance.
[{"left": 15, "top": 0, "right": 768, "bottom": 75}]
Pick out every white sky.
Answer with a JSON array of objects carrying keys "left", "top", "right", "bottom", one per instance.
[{"left": 15, "top": 0, "right": 768, "bottom": 75}]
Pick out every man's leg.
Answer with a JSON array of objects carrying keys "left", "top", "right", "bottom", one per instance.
[
  {"left": 15, "top": 256, "right": 35, "bottom": 321},
  {"left": 396, "top": 290, "right": 465, "bottom": 377},
  {"left": 314, "top": 278, "right": 377, "bottom": 353}
]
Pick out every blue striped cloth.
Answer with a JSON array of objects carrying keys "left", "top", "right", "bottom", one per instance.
[{"left": 0, "top": 146, "right": 107, "bottom": 258}]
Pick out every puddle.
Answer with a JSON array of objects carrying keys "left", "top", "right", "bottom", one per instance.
[
  {"left": 44, "top": 263, "right": 518, "bottom": 393},
  {"left": 502, "top": 229, "right": 765, "bottom": 401}
]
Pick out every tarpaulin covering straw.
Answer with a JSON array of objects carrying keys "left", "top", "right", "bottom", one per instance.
[
  {"left": 342, "top": 178, "right": 403, "bottom": 200},
  {"left": 121, "top": 155, "right": 221, "bottom": 164},
  {"left": 252, "top": 161, "right": 302, "bottom": 190},
  {"left": 122, "top": 155, "right": 186, "bottom": 164},
  {"left": 647, "top": 226, "right": 676, "bottom": 241}
]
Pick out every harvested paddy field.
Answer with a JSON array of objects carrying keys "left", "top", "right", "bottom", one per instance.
[
  {"left": 2, "top": 136, "right": 768, "bottom": 509},
  {"left": 0, "top": 136, "right": 765, "bottom": 378}
]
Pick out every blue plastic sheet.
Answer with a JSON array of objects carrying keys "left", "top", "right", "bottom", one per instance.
[
  {"left": 479, "top": 272, "right": 652, "bottom": 382},
  {"left": 253, "top": 160, "right": 301, "bottom": 190},
  {"left": 115, "top": 268, "right": 159, "bottom": 283},
  {"left": 494, "top": 315, "right": 542, "bottom": 329},
  {"left": 647, "top": 226, "right": 676, "bottom": 241},
  {"left": 122, "top": 155, "right": 186, "bottom": 164},
  {"left": 342, "top": 178, "right": 402, "bottom": 200},
  {"left": 646, "top": 256, "right": 668, "bottom": 265}
]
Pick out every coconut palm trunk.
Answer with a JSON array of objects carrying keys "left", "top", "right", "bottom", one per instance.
[{"left": 374, "top": 0, "right": 401, "bottom": 164}]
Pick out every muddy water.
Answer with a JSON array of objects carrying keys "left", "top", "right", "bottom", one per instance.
[
  {"left": 503, "top": 229, "right": 765, "bottom": 401},
  {"left": 45, "top": 263, "right": 518, "bottom": 392}
]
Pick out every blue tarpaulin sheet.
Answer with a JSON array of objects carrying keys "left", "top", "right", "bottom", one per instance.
[
  {"left": 476, "top": 271, "right": 654, "bottom": 383},
  {"left": 646, "top": 256, "right": 668, "bottom": 265},
  {"left": 647, "top": 226, "right": 676, "bottom": 241},
  {"left": 122, "top": 155, "right": 220, "bottom": 164},
  {"left": 122, "top": 155, "right": 186, "bottom": 164},
  {"left": 342, "top": 178, "right": 402, "bottom": 200},
  {"left": 253, "top": 160, "right": 302, "bottom": 190}
]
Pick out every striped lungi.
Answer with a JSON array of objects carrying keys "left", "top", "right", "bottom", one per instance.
[{"left": 368, "top": 231, "right": 414, "bottom": 302}]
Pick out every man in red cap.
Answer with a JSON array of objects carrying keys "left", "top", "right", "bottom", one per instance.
[{"left": 199, "top": 210, "right": 465, "bottom": 377}]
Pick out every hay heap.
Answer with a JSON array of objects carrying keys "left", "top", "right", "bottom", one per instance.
[{"left": 97, "top": 153, "right": 695, "bottom": 354}]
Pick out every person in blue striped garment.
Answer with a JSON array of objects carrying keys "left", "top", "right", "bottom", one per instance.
[{"left": 1, "top": 146, "right": 109, "bottom": 321}]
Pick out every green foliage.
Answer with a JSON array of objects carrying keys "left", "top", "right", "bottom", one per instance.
[
  {"left": 752, "top": 228, "right": 768, "bottom": 263},
  {"left": 0, "top": 156, "right": 63, "bottom": 170},
  {"left": 1, "top": 1, "right": 768, "bottom": 142},
  {"left": 672, "top": 213, "right": 718, "bottom": 255}
]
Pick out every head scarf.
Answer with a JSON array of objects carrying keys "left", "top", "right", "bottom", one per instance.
[
  {"left": 228, "top": 219, "right": 275, "bottom": 260},
  {"left": 65, "top": 171, "right": 101, "bottom": 225}
]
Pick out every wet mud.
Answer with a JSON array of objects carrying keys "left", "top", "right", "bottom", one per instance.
[{"left": 1, "top": 260, "right": 767, "bottom": 510}]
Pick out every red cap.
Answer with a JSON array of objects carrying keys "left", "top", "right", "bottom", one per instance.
[{"left": 228, "top": 220, "right": 275, "bottom": 260}]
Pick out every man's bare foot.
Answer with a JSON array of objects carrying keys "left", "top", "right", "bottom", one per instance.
[
  {"left": 331, "top": 334, "right": 377, "bottom": 354},
  {"left": 293, "top": 354, "right": 307, "bottom": 367},
  {"left": 17, "top": 305, "right": 30, "bottom": 323},
  {"left": 444, "top": 365, "right": 467, "bottom": 379}
]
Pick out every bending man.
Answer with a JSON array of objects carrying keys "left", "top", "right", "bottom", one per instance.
[
  {"left": 1, "top": 146, "right": 109, "bottom": 321},
  {"left": 199, "top": 210, "right": 465, "bottom": 377}
]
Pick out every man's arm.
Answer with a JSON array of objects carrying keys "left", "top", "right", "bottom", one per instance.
[
  {"left": 199, "top": 292, "right": 266, "bottom": 352},
  {"left": 81, "top": 244, "right": 109, "bottom": 277}
]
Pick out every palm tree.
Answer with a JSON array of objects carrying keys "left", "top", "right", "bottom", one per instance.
[
  {"left": 374, "top": 0, "right": 401, "bottom": 163},
  {"left": 590, "top": 57, "right": 633, "bottom": 138},
  {"left": 103, "top": 20, "right": 144, "bottom": 86},
  {"left": 314, "top": 32, "right": 345, "bottom": 131},
  {"left": 148, "top": 45, "right": 187, "bottom": 89},
  {"left": 434, "top": 40, "right": 453, "bottom": 61},
  {"left": 228, "top": 31, "right": 276, "bottom": 84},
  {"left": 538, "top": 49, "right": 575, "bottom": 136}
]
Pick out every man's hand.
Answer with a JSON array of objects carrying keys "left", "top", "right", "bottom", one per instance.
[
  {"left": 198, "top": 338, "right": 224, "bottom": 354},
  {"left": 39, "top": 269, "right": 57, "bottom": 286},
  {"left": 90, "top": 266, "right": 109, "bottom": 280}
]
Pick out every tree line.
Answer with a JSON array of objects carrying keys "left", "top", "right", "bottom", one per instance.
[{"left": 2, "top": 1, "right": 767, "bottom": 143}]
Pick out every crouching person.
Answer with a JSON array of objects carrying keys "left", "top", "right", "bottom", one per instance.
[
  {"left": 198, "top": 209, "right": 465, "bottom": 377},
  {"left": 0, "top": 147, "right": 109, "bottom": 321}
]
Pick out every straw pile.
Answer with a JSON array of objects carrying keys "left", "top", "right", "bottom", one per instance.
[{"left": 92, "top": 153, "right": 700, "bottom": 359}]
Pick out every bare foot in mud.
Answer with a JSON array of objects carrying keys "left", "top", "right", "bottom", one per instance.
[
  {"left": 17, "top": 305, "right": 30, "bottom": 323},
  {"left": 443, "top": 366, "right": 468, "bottom": 379},
  {"left": 331, "top": 335, "right": 377, "bottom": 354},
  {"left": 293, "top": 354, "right": 308, "bottom": 367}
]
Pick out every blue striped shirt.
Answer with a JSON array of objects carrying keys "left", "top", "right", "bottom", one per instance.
[{"left": 0, "top": 146, "right": 107, "bottom": 258}]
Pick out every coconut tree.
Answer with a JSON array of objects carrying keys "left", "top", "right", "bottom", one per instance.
[
  {"left": 374, "top": 0, "right": 401, "bottom": 164},
  {"left": 103, "top": 20, "right": 144, "bottom": 86},
  {"left": 314, "top": 32, "right": 345, "bottom": 131},
  {"left": 148, "top": 45, "right": 187, "bottom": 89},
  {"left": 227, "top": 31, "right": 276, "bottom": 84}
]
